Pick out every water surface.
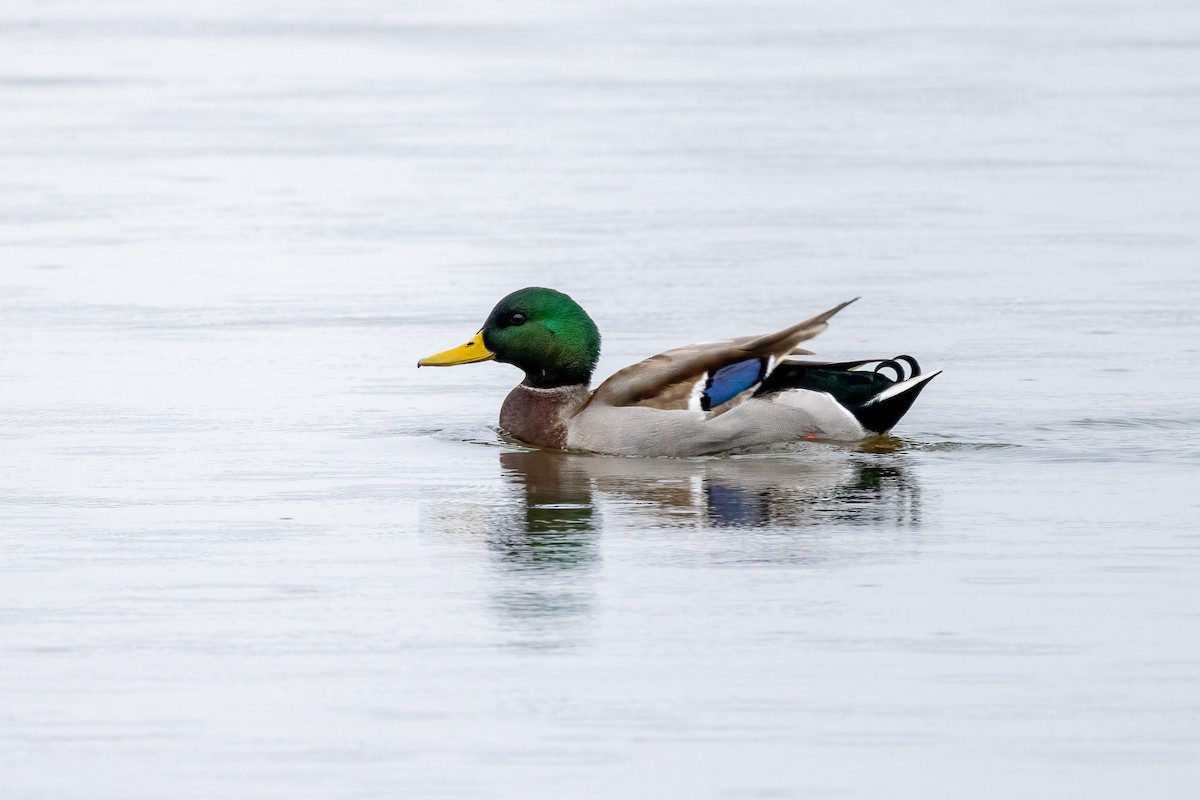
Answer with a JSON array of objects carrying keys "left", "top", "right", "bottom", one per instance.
[{"left": 2, "top": 0, "right": 1199, "bottom": 797}]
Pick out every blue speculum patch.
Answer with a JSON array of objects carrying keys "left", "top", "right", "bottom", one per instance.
[{"left": 703, "top": 358, "right": 767, "bottom": 410}]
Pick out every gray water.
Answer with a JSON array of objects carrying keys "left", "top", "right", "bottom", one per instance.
[{"left": 3, "top": 1, "right": 1200, "bottom": 797}]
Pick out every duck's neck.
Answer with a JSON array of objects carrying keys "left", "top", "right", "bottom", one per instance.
[
  {"left": 499, "top": 383, "right": 591, "bottom": 450},
  {"left": 520, "top": 365, "right": 593, "bottom": 389}
]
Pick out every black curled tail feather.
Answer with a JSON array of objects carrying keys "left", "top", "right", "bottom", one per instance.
[
  {"left": 754, "top": 356, "right": 938, "bottom": 434},
  {"left": 851, "top": 371, "right": 940, "bottom": 434}
]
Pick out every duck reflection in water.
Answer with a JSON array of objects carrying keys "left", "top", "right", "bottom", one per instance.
[
  {"left": 486, "top": 447, "right": 921, "bottom": 646},
  {"left": 499, "top": 447, "right": 921, "bottom": 534}
]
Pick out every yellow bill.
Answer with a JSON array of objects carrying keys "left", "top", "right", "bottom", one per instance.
[{"left": 418, "top": 331, "right": 495, "bottom": 367}]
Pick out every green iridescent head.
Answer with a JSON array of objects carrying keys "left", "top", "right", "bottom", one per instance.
[{"left": 419, "top": 287, "right": 601, "bottom": 388}]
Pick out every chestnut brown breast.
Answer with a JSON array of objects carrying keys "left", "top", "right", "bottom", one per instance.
[{"left": 499, "top": 384, "right": 591, "bottom": 449}]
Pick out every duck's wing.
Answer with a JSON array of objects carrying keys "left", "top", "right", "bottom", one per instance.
[{"left": 589, "top": 299, "right": 858, "bottom": 412}]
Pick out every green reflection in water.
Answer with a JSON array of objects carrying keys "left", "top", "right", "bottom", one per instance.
[{"left": 494, "top": 450, "right": 600, "bottom": 572}]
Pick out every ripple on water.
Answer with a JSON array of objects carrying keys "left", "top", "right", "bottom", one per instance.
[
  {"left": 422, "top": 429, "right": 1023, "bottom": 458},
  {"left": 1067, "top": 416, "right": 1200, "bottom": 431},
  {"left": 899, "top": 439, "right": 1022, "bottom": 453}
]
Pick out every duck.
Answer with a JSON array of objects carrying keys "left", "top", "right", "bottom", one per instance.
[{"left": 418, "top": 287, "right": 940, "bottom": 457}]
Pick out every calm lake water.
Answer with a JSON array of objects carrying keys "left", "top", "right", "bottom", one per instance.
[{"left": 3, "top": 0, "right": 1199, "bottom": 797}]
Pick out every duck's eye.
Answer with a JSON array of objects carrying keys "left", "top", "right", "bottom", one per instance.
[{"left": 505, "top": 312, "right": 528, "bottom": 326}]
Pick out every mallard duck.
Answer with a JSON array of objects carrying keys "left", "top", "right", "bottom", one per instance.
[{"left": 418, "top": 287, "right": 939, "bottom": 457}]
